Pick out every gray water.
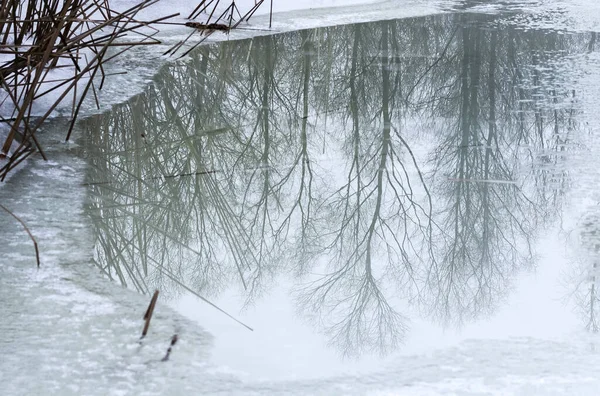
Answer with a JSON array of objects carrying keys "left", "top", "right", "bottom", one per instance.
[{"left": 31, "top": 11, "right": 600, "bottom": 383}]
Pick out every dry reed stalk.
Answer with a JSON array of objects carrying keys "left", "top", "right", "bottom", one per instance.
[
  {"left": 169, "top": 0, "right": 267, "bottom": 58},
  {"left": 141, "top": 289, "right": 159, "bottom": 338},
  {"left": 0, "top": 0, "right": 174, "bottom": 179},
  {"left": 0, "top": 1, "right": 273, "bottom": 177}
]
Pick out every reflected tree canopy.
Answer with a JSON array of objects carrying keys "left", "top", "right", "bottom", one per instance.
[
  {"left": 425, "top": 18, "right": 579, "bottom": 323},
  {"left": 81, "top": 13, "right": 591, "bottom": 356}
]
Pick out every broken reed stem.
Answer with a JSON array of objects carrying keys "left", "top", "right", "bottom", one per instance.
[
  {"left": 170, "top": 0, "right": 269, "bottom": 57},
  {"left": 0, "top": 203, "right": 40, "bottom": 267},
  {"left": 141, "top": 289, "right": 159, "bottom": 338},
  {"left": 161, "top": 334, "right": 179, "bottom": 361}
]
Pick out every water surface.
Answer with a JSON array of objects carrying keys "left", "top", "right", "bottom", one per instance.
[{"left": 80, "top": 12, "right": 600, "bottom": 379}]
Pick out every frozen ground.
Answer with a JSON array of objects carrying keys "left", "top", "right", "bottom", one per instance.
[
  {"left": 4, "top": 0, "right": 600, "bottom": 395},
  {"left": 217, "top": 337, "right": 600, "bottom": 395},
  {"left": 0, "top": 128, "right": 212, "bottom": 395}
]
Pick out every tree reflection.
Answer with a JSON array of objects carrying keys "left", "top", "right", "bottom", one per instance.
[
  {"left": 422, "top": 17, "right": 585, "bottom": 324},
  {"left": 571, "top": 211, "right": 600, "bottom": 332},
  {"left": 296, "top": 22, "right": 437, "bottom": 356},
  {"left": 82, "top": 13, "right": 589, "bottom": 356}
]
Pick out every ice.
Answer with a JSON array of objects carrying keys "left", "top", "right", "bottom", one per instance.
[
  {"left": 0, "top": 139, "right": 212, "bottom": 395},
  {"left": 5, "top": 0, "right": 600, "bottom": 394}
]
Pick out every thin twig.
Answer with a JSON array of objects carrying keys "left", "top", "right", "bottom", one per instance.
[{"left": 0, "top": 203, "right": 40, "bottom": 267}]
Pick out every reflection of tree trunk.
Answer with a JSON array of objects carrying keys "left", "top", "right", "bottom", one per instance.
[
  {"left": 589, "top": 32, "right": 597, "bottom": 52},
  {"left": 132, "top": 99, "right": 148, "bottom": 276},
  {"left": 259, "top": 39, "right": 271, "bottom": 219},
  {"left": 245, "top": 37, "right": 274, "bottom": 292},
  {"left": 194, "top": 47, "right": 209, "bottom": 109},
  {"left": 276, "top": 30, "right": 318, "bottom": 273},
  {"left": 453, "top": 23, "right": 476, "bottom": 266},
  {"left": 366, "top": 23, "right": 392, "bottom": 272},
  {"left": 299, "top": 30, "right": 314, "bottom": 249},
  {"left": 508, "top": 29, "right": 527, "bottom": 145},
  {"left": 531, "top": 53, "right": 545, "bottom": 149},
  {"left": 468, "top": 28, "right": 481, "bottom": 146},
  {"left": 589, "top": 261, "right": 598, "bottom": 332},
  {"left": 482, "top": 31, "right": 497, "bottom": 262},
  {"left": 348, "top": 24, "right": 362, "bottom": 241}
]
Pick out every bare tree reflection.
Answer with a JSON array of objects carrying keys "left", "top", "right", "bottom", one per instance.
[
  {"left": 84, "top": 49, "right": 252, "bottom": 299},
  {"left": 296, "top": 21, "right": 440, "bottom": 356},
  {"left": 570, "top": 211, "right": 600, "bottom": 332},
  {"left": 81, "top": 13, "right": 590, "bottom": 357},
  {"left": 424, "top": 17, "right": 586, "bottom": 324}
]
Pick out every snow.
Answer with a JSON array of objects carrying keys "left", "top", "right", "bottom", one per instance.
[
  {"left": 4, "top": 0, "right": 600, "bottom": 395},
  {"left": 0, "top": 137, "right": 212, "bottom": 395}
]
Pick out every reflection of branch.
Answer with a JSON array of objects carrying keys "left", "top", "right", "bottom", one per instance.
[
  {"left": 297, "top": 266, "right": 406, "bottom": 356},
  {"left": 145, "top": 255, "right": 254, "bottom": 331},
  {"left": 404, "top": 27, "right": 458, "bottom": 105}
]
